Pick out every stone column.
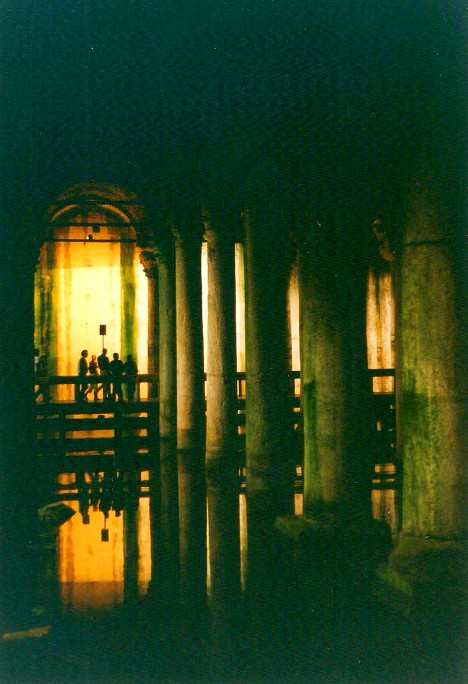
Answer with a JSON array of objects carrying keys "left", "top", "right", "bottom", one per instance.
[
  {"left": 172, "top": 224, "right": 205, "bottom": 453},
  {"left": 203, "top": 210, "right": 238, "bottom": 469},
  {"left": 155, "top": 243, "right": 177, "bottom": 445},
  {"left": 398, "top": 176, "right": 467, "bottom": 545},
  {"left": 172, "top": 219, "right": 207, "bottom": 613},
  {"left": 140, "top": 251, "right": 159, "bottom": 399},
  {"left": 0, "top": 242, "right": 39, "bottom": 627},
  {"left": 242, "top": 205, "right": 295, "bottom": 525},
  {"left": 297, "top": 222, "right": 374, "bottom": 519},
  {"left": 275, "top": 219, "right": 390, "bottom": 575}
]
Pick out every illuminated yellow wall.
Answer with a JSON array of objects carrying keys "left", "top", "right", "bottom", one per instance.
[
  {"left": 35, "top": 212, "right": 148, "bottom": 399},
  {"left": 367, "top": 265, "right": 395, "bottom": 393}
]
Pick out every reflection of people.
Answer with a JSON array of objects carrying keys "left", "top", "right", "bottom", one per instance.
[
  {"left": 123, "top": 354, "right": 138, "bottom": 401},
  {"left": 86, "top": 354, "right": 99, "bottom": 400},
  {"left": 77, "top": 349, "right": 89, "bottom": 401},
  {"left": 109, "top": 352, "right": 124, "bottom": 402},
  {"left": 97, "top": 348, "right": 111, "bottom": 400}
]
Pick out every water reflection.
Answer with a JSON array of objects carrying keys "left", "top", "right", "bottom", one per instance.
[
  {"left": 2, "top": 458, "right": 461, "bottom": 684},
  {"left": 53, "top": 465, "right": 399, "bottom": 615}
]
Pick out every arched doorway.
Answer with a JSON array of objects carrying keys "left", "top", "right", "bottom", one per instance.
[{"left": 35, "top": 183, "right": 149, "bottom": 400}]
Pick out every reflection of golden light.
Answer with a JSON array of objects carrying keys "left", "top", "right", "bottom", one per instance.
[
  {"left": 59, "top": 502, "right": 124, "bottom": 610},
  {"left": 57, "top": 479, "right": 153, "bottom": 611},
  {"left": 239, "top": 493, "right": 247, "bottom": 592},
  {"left": 137, "top": 495, "right": 152, "bottom": 591}
]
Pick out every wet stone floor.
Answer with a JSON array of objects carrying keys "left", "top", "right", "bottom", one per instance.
[{"left": 0, "top": 466, "right": 465, "bottom": 684}]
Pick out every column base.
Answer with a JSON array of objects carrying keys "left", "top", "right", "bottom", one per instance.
[
  {"left": 275, "top": 507, "right": 392, "bottom": 576},
  {"left": 373, "top": 534, "right": 467, "bottom": 616}
]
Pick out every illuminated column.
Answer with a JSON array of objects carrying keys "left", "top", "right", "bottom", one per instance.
[
  {"left": 203, "top": 210, "right": 238, "bottom": 467},
  {"left": 155, "top": 241, "right": 179, "bottom": 599},
  {"left": 172, "top": 224, "right": 205, "bottom": 452},
  {"left": 242, "top": 205, "right": 295, "bottom": 523},
  {"left": 397, "top": 175, "right": 467, "bottom": 549},
  {"left": 298, "top": 222, "right": 373, "bottom": 518},
  {"left": 156, "top": 244, "right": 177, "bottom": 445},
  {"left": 140, "top": 250, "right": 159, "bottom": 399}
]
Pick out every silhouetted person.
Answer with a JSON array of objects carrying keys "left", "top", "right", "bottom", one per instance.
[
  {"left": 77, "top": 349, "right": 89, "bottom": 401},
  {"left": 86, "top": 354, "right": 99, "bottom": 400},
  {"left": 34, "top": 354, "right": 48, "bottom": 400},
  {"left": 109, "top": 352, "right": 124, "bottom": 402},
  {"left": 97, "top": 348, "right": 111, "bottom": 400},
  {"left": 123, "top": 354, "right": 138, "bottom": 401},
  {"left": 35, "top": 355, "right": 47, "bottom": 376}
]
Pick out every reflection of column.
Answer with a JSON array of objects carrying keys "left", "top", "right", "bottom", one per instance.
[
  {"left": 243, "top": 206, "right": 295, "bottom": 524},
  {"left": 123, "top": 487, "right": 139, "bottom": 605},
  {"left": 207, "top": 471, "right": 241, "bottom": 673},
  {"left": 204, "top": 211, "right": 237, "bottom": 467},
  {"left": 140, "top": 251, "right": 159, "bottom": 399},
  {"left": 172, "top": 224, "right": 205, "bottom": 452},
  {"left": 178, "top": 453, "right": 208, "bottom": 655}
]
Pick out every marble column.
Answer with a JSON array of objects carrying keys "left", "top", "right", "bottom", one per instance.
[
  {"left": 203, "top": 210, "right": 238, "bottom": 469},
  {"left": 297, "top": 222, "right": 373, "bottom": 519},
  {"left": 398, "top": 176, "right": 467, "bottom": 546},
  {"left": 172, "top": 224, "right": 205, "bottom": 453},
  {"left": 242, "top": 205, "right": 295, "bottom": 525},
  {"left": 171, "top": 220, "right": 206, "bottom": 616},
  {"left": 156, "top": 243, "right": 177, "bottom": 446}
]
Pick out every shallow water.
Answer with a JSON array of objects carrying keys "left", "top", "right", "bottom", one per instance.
[{"left": 0, "top": 463, "right": 463, "bottom": 684}]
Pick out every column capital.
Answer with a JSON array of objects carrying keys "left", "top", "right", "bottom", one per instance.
[
  {"left": 139, "top": 249, "right": 158, "bottom": 278},
  {"left": 169, "top": 217, "right": 204, "bottom": 249},
  {"left": 372, "top": 219, "right": 397, "bottom": 262}
]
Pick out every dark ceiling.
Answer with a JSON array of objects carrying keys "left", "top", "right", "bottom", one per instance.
[{"left": 1, "top": 1, "right": 465, "bottom": 233}]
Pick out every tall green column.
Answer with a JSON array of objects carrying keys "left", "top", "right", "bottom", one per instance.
[
  {"left": 204, "top": 210, "right": 238, "bottom": 469},
  {"left": 172, "top": 225, "right": 205, "bottom": 452},
  {"left": 298, "top": 224, "right": 373, "bottom": 518},
  {"left": 399, "top": 177, "right": 467, "bottom": 544},
  {"left": 155, "top": 242, "right": 179, "bottom": 595},
  {"left": 243, "top": 205, "right": 295, "bottom": 523},
  {"left": 152, "top": 243, "right": 177, "bottom": 444}
]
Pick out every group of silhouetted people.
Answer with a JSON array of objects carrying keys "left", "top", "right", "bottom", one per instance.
[{"left": 77, "top": 348, "right": 138, "bottom": 402}]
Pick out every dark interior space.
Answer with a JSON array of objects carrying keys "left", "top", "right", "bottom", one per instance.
[{"left": 0, "top": 2, "right": 466, "bottom": 683}]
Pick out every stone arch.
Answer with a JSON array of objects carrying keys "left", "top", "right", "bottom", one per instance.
[{"left": 35, "top": 182, "right": 155, "bottom": 390}]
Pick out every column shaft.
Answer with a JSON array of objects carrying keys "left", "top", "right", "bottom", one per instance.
[
  {"left": 158, "top": 252, "right": 177, "bottom": 442},
  {"left": 400, "top": 180, "right": 467, "bottom": 540},
  {"left": 174, "top": 234, "right": 205, "bottom": 452},
  {"left": 205, "top": 225, "right": 237, "bottom": 466},
  {"left": 299, "top": 227, "right": 373, "bottom": 516},
  {"left": 243, "top": 207, "right": 295, "bottom": 519},
  {"left": 147, "top": 267, "right": 159, "bottom": 398}
]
